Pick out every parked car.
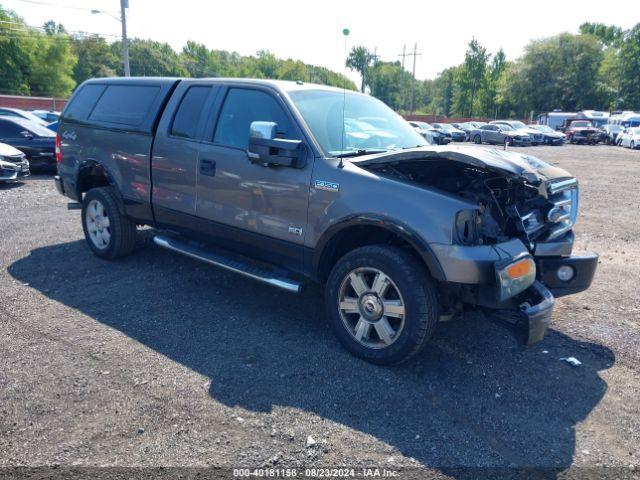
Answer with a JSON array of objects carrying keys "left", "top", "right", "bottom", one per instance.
[
  {"left": 528, "top": 125, "right": 566, "bottom": 145},
  {"left": 490, "top": 120, "right": 544, "bottom": 145},
  {"left": 470, "top": 124, "right": 532, "bottom": 146},
  {"left": 31, "top": 109, "right": 61, "bottom": 123},
  {"left": 617, "top": 127, "right": 640, "bottom": 149},
  {"left": 0, "top": 117, "right": 57, "bottom": 171},
  {"left": 451, "top": 122, "right": 479, "bottom": 141},
  {"left": 0, "top": 142, "right": 30, "bottom": 182},
  {"left": 564, "top": 120, "right": 600, "bottom": 145},
  {"left": 0, "top": 107, "right": 50, "bottom": 127},
  {"left": 47, "top": 121, "right": 58, "bottom": 132},
  {"left": 600, "top": 124, "right": 624, "bottom": 145},
  {"left": 55, "top": 77, "right": 597, "bottom": 365},
  {"left": 409, "top": 121, "right": 451, "bottom": 145},
  {"left": 432, "top": 123, "right": 466, "bottom": 142}
]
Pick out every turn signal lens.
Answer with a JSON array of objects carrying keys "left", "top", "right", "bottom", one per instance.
[
  {"left": 55, "top": 133, "right": 62, "bottom": 164},
  {"left": 506, "top": 259, "right": 534, "bottom": 279}
]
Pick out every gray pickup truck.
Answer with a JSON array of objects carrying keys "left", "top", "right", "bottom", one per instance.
[{"left": 54, "top": 77, "right": 597, "bottom": 365}]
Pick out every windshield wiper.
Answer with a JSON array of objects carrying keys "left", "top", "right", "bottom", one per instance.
[{"left": 332, "top": 148, "right": 388, "bottom": 158}]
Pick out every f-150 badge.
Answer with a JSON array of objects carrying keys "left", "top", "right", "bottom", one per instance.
[{"left": 315, "top": 180, "right": 339, "bottom": 192}]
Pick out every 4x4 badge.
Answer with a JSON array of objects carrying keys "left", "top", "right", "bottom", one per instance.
[{"left": 315, "top": 180, "right": 339, "bottom": 192}]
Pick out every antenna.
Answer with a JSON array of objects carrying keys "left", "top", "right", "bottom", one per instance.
[{"left": 338, "top": 27, "right": 350, "bottom": 169}]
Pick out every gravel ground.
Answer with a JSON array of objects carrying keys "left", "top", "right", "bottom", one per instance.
[{"left": 0, "top": 144, "right": 639, "bottom": 479}]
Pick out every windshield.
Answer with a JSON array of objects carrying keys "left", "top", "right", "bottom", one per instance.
[
  {"left": 412, "top": 121, "right": 432, "bottom": 129},
  {"left": 510, "top": 121, "right": 527, "bottom": 129},
  {"left": 572, "top": 121, "right": 593, "bottom": 128},
  {"left": 532, "top": 125, "right": 554, "bottom": 132},
  {"left": 289, "top": 90, "right": 426, "bottom": 156},
  {"left": 434, "top": 123, "right": 454, "bottom": 131},
  {"left": 499, "top": 124, "right": 515, "bottom": 131}
]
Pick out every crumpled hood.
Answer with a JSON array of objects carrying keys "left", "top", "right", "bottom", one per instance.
[
  {"left": 352, "top": 145, "right": 573, "bottom": 184},
  {"left": 0, "top": 142, "right": 24, "bottom": 157}
]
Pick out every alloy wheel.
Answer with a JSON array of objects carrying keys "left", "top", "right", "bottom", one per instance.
[
  {"left": 85, "top": 199, "right": 111, "bottom": 249},
  {"left": 337, "top": 267, "right": 406, "bottom": 349}
]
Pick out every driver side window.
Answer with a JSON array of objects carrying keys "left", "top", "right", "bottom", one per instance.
[{"left": 213, "top": 88, "right": 295, "bottom": 149}]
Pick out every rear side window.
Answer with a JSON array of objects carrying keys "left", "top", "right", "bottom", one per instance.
[
  {"left": 89, "top": 85, "right": 161, "bottom": 127},
  {"left": 64, "top": 84, "right": 106, "bottom": 121},
  {"left": 213, "top": 88, "right": 294, "bottom": 149},
  {"left": 0, "top": 120, "right": 23, "bottom": 137},
  {"left": 171, "top": 86, "right": 210, "bottom": 139}
]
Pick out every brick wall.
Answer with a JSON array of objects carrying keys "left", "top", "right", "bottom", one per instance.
[
  {"left": 403, "top": 114, "right": 493, "bottom": 124},
  {"left": 0, "top": 95, "right": 67, "bottom": 111}
]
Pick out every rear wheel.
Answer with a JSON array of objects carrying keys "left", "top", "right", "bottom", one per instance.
[
  {"left": 473, "top": 134, "right": 482, "bottom": 144},
  {"left": 82, "top": 187, "right": 137, "bottom": 259},
  {"left": 631, "top": 141, "right": 636, "bottom": 150},
  {"left": 325, "top": 245, "right": 439, "bottom": 365}
]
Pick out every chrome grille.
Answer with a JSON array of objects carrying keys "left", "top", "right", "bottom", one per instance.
[
  {"left": 2, "top": 154, "right": 26, "bottom": 164},
  {"left": 546, "top": 178, "right": 579, "bottom": 239}
]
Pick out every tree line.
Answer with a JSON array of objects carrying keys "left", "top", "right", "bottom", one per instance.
[
  {"left": 0, "top": 5, "right": 356, "bottom": 98},
  {"left": 347, "top": 22, "right": 640, "bottom": 118}
]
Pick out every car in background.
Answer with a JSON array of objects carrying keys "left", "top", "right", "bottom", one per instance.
[
  {"left": 31, "top": 110, "right": 61, "bottom": 123},
  {"left": 528, "top": 125, "right": 566, "bottom": 145},
  {"left": 409, "top": 121, "right": 451, "bottom": 145},
  {"left": 0, "top": 107, "right": 50, "bottom": 127},
  {"left": 432, "top": 123, "right": 466, "bottom": 142},
  {"left": 470, "top": 123, "right": 532, "bottom": 146},
  {"left": 0, "top": 142, "right": 29, "bottom": 182},
  {"left": 0, "top": 117, "right": 57, "bottom": 171},
  {"left": 451, "top": 122, "right": 480, "bottom": 141},
  {"left": 617, "top": 127, "right": 640, "bottom": 149},
  {"left": 600, "top": 124, "right": 624, "bottom": 145},
  {"left": 564, "top": 120, "right": 600, "bottom": 145},
  {"left": 47, "top": 121, "right": 58, "bottom": 132},
  {"left": 490, "top": 120, "right": 544, "bottom": 145}
]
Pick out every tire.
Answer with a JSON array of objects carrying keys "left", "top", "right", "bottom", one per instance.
[
  {"left": 473, "top": 134, "right": 482, "bottom": 144},
  {"left": 81, "top": 186, "right": 137, "bottom": 260},
  {"left": 632, "top": 141, "right": 636, "bottom": 150},
  {"left": 325, "top": 245, "right": 439, "bottom": 365}
]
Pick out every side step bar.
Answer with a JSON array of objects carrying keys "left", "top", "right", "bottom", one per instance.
[{"left": 153, "top": 234, "right": 302, "bottom": 293}]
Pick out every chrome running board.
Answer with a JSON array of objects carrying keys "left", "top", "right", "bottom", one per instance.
[{"left": 153, "top": 234, "right": 302, "bottom": 293}]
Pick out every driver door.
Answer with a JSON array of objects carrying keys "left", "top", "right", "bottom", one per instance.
[{"left": 195, "top": 86, "right": 314, "bottom": 273}]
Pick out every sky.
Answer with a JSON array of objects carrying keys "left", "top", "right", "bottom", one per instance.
[{"left": 3, "top": 0, "right": 640, "bottom": 84}]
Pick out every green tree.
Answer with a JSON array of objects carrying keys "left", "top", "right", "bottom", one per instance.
[
  {"left": 72, "top": 36, "right": 119, "bottom": 84},
  {"left": 121, "top": 39, "right": 188, "bottom": 77},
  {"left": 0, "top": 7, "right": 32, "bottom": 94},
  {"left": 368, "top": 61, "right": 410, "bottom": 110},
  {"left": 618, "top": 24, "right": 640, "bottom": 109},
  {"left": 579, "top": 22, "right": 623, "bottom": 47},
  {"left": 346, "top": 46, "right": 375, "bottom": 92},
  {"left": 453, "top": 38, "right": 489, "bottom": 116},
  {"left": 478, "top": 48, "right": 506, "bottom": 117}
]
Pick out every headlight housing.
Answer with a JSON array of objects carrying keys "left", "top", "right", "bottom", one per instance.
[{"left": 495, "top": 255, "right": 537, "bottom": 301}]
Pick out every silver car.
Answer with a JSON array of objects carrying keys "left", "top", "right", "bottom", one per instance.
[{"left": 471, "top": 124, "right": 532, "bottom": 146}]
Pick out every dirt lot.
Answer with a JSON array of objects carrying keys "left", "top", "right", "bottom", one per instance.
[{"left": 1, "top": 144, "right": 639, "bottom": 479}]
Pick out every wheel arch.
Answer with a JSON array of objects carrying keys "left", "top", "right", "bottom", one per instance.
[
  {"left": 75, "top": 161, "right": 126, "bottom": 215},
  {"left": 312, "top": 215, "right": 446, "bottom": 283}
]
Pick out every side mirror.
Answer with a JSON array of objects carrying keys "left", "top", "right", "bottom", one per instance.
[{"left": 247, "top": 121, "right": 304, "bottom": 168}]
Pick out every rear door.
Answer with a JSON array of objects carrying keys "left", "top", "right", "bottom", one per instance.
[
  {"left": 194, "top": 85, "right": 314, "bottom": 273},
  {"left": 151, "top": 82, "right": 220, "bottom": 227}
]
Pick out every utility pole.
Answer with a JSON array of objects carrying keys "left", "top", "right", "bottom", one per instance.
[
  {"left": 398, "top": 44, "right": 408, "bottom": 111},
  {"left": 120, "top": 0, "right": 130, "bottom": 76},
  {"left": 409, "top": 43, "right": 421, "bottom": 114}
]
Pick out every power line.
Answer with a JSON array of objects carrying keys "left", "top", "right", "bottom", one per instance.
[
  {"left": 0, "top": 20, "right": 122, "bottom": 38},
  {"left": 5, "top": 0, "right": 108, "bottom": 13}
]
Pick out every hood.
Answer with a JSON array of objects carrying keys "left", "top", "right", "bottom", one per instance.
[
  {"left": 0, "top": 142, "right": 24, "bottom": 157},
  {"left": 352, "top": 145, "right": 572, "bottom": 184}
]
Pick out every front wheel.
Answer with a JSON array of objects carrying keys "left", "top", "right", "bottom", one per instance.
[
  {"left": 473, "top": 134, "right": 482, "bottom": 144},
  {"left": 325, "top": 245, "right": 439, "bottom": 365},
  {"left": 631, "top": 141, "right": 636, "bottom": 150},
  {"left": 82, "top": 187, "right": 137, "bottom": 259}
]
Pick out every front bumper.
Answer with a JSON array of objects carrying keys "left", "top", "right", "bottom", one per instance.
[
  {"left": 0, "top": 161, "right": 30, "bottom": 181},
  {"left": 433, "top": 234, "right": 598, "bottom": 345}
]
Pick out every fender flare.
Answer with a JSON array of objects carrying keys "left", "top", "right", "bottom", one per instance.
[
  {"left": 76, "top": 160, "right": 126, "bottom": 216},
  {"left": 313, "top": 214, "right": 446, "bottom": 282}
]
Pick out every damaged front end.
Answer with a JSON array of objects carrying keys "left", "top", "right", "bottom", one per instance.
[{"left": 356, "top": 146, "right": 597, "bottom": 345}]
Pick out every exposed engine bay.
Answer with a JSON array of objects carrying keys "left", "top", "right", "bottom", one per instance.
[{"left": 362, "top": 158, "right": 564, "bottom": 248}]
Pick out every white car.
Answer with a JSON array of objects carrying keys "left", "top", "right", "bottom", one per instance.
[
  {"left": 0, "top": 142, "right": 30, "bottom": 182},
  {"left": 618, "top": 127, "right": 640, "bottom": 149}
]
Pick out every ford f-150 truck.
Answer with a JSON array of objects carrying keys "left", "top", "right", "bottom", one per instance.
[{"left": 54, "top": 77, "right": 598, "bottom": 365}]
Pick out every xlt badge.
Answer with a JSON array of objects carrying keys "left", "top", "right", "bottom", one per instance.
[{"left": 315, "top": 180, "right": 339, "bottom": 192}]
